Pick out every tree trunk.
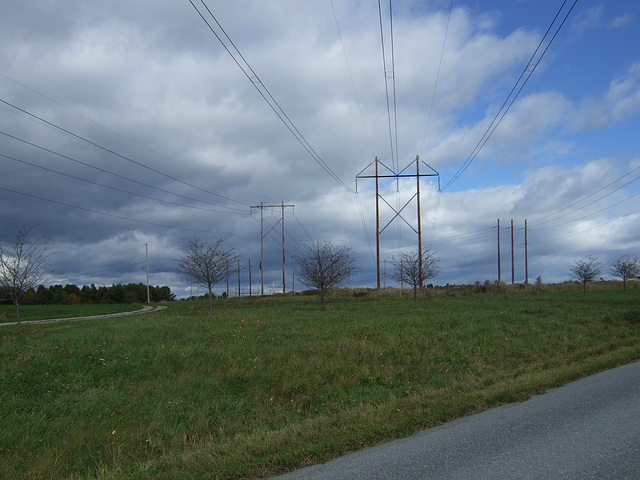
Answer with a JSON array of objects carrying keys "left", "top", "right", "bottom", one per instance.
[
  {"left": 14, "top": 299, "right": 22, "bottom": 336},
  {"left": 207, "top": 287, "right": 214, "bottom": 314},
  {"left": 320, "top": 288, "right": 325, "bottom": 311}
]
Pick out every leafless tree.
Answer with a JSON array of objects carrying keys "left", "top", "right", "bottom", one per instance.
[
  {"left": 0, "top": 225, "right": 53, "bottom": 334},
  {"left": 174, "top": 237, "right": 235, "bottom": 313},
  {"left": 609, "top": 255, "right": 639, "bottom": 291},
  {"left": 293, "top": 241, "right": 355, "bottom": 310},
  {"left": 391, "top": 248, "right": 440, "bottom": 302},
  {"left": 569, "top": 256, "right": 601, "bottom": 295}
]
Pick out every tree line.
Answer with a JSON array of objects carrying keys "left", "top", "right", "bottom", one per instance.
[{"left": 0, "top": 283, "right": 175, "bottom": 306}]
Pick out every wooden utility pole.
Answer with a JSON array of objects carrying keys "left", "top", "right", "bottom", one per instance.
[
  {"left": 356, "top": 155, "right": 439, "bottom": 290},
  {"left": 416, "top": 157, "right": 423, "bottom": 287},
  {"left": 281, "top": 202, "right": 286, "bottom": 294},
  {"left": 524, "top": 219, "right": 528, "bottom": 284},
  {"left": 145, "top": 243, "right": 150, "bottom": 304},
  {"left": 237, "top": 258, "right": 241, "bottom": 296},
  {"left": 510, "top": 219, "right": 515, "bottom": 285},
  {"left": 248, "top": 259, "right": 252, "bottom": 296},
  {"left": 497, "top": 220, "right": 501, "bottom": 283},
  {"left": 375, "top": 157, "right": 381, "bottom": 289},
  {"left": 250, "top": 202, "right": 294, "bottom": 295}
]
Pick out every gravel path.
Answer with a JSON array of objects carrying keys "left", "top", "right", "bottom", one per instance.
[{"left": 0, "top": 305, "right": 167, "bottom": 327}]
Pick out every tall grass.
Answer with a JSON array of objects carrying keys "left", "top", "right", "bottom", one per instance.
[{"left": 1, "top": 286, "right": 639, "bottom": 479}]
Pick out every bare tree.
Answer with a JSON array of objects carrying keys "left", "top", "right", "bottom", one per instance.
[
  {"left": 610, "top": 255, "right": 639, "bottom": 291},
  {"left": 0, "top": 225, "right": 53, "bottom": 335},
  {"left": 569, "top": 256, "right": 601, "bottom": 295},
  {"left": 174, "top": 237, "right": 235, "bottom": 313},
  {"left": 293, "top": 241, "right": 354, "bottom": 310},
  {"left": 391, "top": 248, "right": 440, "bottom": 302}
]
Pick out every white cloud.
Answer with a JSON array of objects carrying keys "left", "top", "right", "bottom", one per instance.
[{"left": 570, "top": 62, "right": 640, "bottom": 131}]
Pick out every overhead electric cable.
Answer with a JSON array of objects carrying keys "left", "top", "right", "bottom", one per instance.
[
  {"left": 530, "top": 192, "right": 639, "bottom": 230},
  {"left": 0, "top": 70, "right": 235, "bottom": 192},
  {"left": 0, "top": 152, "right": 243, "bottom": 215},
  {"left": 442, "top": 0, "right": 578, "bottom": 191},
  {"left": 0, "top": 185, "right": 239, "bottom": 235},
  {"left": 329, "top": 0, "right": 375, "bottom": 158},
  {"left": 420, "top": 0, "right": 454, "bottom": 155},
  {"left": 189, "top": 0, "right": 354, "bottom": 193},
  {"left": 0, "top": 97, "right": 251, "bottom": 207},
  {"left": 528, "top": 165, "right": 640, "bottom": 226},
  {"left": 377, "top": 0, "right": 399, "bottom": 171},
  {"left": 0, "top": 130, "right": 246, "bottom": 214}
]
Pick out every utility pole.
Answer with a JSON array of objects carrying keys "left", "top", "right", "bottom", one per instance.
[
  {"left": 356, "top": 155, "right": 439, "bottom": 289},
  {"left": 496, "top": 220, "right": 501, "bottom": 283},
  {"left": 510, "top": 219, "right": 515, "bottom": 285},
  {"left": 237, "top": 258, "right": 241, "bottom": 296},
  {"left": 248, "top": 259, "right": 252, "bottom": 296},
  {"left": 524, "top": 219, "right": 528, "bottom": 284},
  {"left": 145, "top": 243, "right": 150, "bottom": 304},
  {"left": 250, "top": 202, "right": 294, "bottom": 295}
]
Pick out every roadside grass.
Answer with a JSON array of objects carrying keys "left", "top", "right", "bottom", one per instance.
[
  {"left": 0, "top": 304, "right": 144, "bottom": 324},
  {"left": 1, "top": 285, "right": 639, "bottom": 479}
]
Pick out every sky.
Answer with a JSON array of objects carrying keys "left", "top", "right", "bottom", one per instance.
[{"left": 1, "top": 0, "right": 639, "bottom": 298}]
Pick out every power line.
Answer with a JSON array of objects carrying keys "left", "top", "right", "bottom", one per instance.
[
  {"left": 0, "top": 130, "right": 247, "bottom": 214},
  {"left": 0, "top": 97, "right": 252, "bottom": 207},
  {"left": 419, "top": 0, "right": 454, "bottom": 156},
  {"left": 377, "top": 0, "right": 399, "bottom": 171},
  {"left": 529, "top": 165, "right": 640, "bottom": 226},
  {"left": 329, "top": 0, "right": 375, "bottom": 158},
  {"left": 189, "top": 0, "right": 354, "bottom": 193},
  {"left": 0, "top": 185, "right": 239, "bottom": 236},
  {"left": 442, "top": 0, "right": 579, "bottom": 191},
  {"left": 0, "top": 151, "right": 244, "bottom": 216},
  {"left": 0, "top": 70, "right": 237, "bottom": 193}
]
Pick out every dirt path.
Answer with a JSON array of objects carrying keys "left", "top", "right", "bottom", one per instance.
[{"left": 0, "top": 305, "right": 167, "bottom": 327}]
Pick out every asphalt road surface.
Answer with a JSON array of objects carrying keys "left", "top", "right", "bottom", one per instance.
[{"left": 273, "top": 360, "right": 640, "bottom": 479}]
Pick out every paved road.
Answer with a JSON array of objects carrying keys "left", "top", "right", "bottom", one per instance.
[
  {"left": 0, "top": 305, "right": 166, "bottom": 327},
  {"left": 274, "top": 360, "right": 640, "bottom": 479}
]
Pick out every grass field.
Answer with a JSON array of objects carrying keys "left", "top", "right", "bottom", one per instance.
[{"left": 1, "top": 284, "right": 639, "bottom": 479}]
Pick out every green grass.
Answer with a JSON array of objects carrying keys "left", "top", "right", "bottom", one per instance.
[
  {"left": 0, "top": 304, "right": 144, "bottom": 323},
  {"left": 1, "top": 285, "right": 639, "bottom": 479}
]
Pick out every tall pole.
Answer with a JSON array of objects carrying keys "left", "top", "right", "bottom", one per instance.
[
  {"left": 145, "top": 243, "right": 150, "bottom": 304},
  {"left": 248, "top": 259, "right": 252, "bottom": 296},
  {"left": 375, "top": 157, "right": 381, "bottom": 289},
  {"left": 260, "top": 202, "right": 264, "bottom": 295},
  {"left": 525, "top": 219, "right": 529, "bottom": 284},
  {"left": 237, "top": 258, "right": 241, "bottom": 296},
  {"left": 416, "top": 156, "right": 423, "bottom": 287},
  {"left": 511, "top": 218, "right": 515, "bottom": 285},
  {"left": 282, "top": 201, "right": 286, "bottom": 294},
  {"left": 497, "top": 220, "right": 501, "bottom": 283}
]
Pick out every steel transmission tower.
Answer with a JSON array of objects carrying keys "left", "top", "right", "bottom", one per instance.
[{"left": 356, "top": 155, "right": 439, "bottom": 289}]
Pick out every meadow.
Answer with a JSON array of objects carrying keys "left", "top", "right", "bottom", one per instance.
[{"left": 1, "top": 283, "right": 639, "bottom": 479}]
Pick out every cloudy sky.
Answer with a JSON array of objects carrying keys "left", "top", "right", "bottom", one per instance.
[{"left": 1, "top": 0, "right": 639, "bottom": 297}]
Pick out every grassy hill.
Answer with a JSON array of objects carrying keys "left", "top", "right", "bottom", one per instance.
[{"left": 1, "top": 284, "right": 639, "bottom": 479}]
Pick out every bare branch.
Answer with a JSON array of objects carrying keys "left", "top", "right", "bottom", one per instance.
[
  {"left": 293, "top": 241, "right": 354, "bottom": 310},
  {"left": 0, "top": 224, "right": 54, "bottom": 334},
  {"left": 174, "top": 237, "right": 235, "bottom": 313}
]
